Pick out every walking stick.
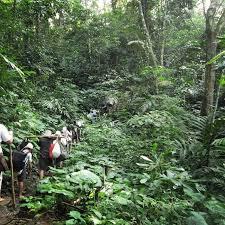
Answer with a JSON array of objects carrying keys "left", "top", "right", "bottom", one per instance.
[
  {"left": 9, "top": 144, "right": 16, "bottom": 209},
  {"left": 25, "top": 135, "right": 65, "bottom": 139}
]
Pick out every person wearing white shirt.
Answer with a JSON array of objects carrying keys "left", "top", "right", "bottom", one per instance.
[
  {"left": 17, "top": 143, "right": 33, "bottom": 198},
  {"left": 61, "top": 126, "right": 72, "bottom": 148},
  {"left": 0, "top": 124, "right": 13, "bottom": 202},
  {"left": 87, "top": 109, "right": 98, "bottom": 123}
]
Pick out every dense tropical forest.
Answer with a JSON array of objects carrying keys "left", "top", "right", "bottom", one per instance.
[{"left": 0, "top": 0, "right": 225, "bottom": 224}]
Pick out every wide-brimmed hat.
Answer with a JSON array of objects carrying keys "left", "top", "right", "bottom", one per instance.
[
  {"left": 43, "top": 130, "right": 52, "bottom": 136},
  {"left": 62, "top": 127, "right": 67, "bottom": 132},
  {"left": 55, "top": 131, "right": 61, "bottom": 136},
  {"left": 25, "top": 143, "right": 33, "bottom": 150}
]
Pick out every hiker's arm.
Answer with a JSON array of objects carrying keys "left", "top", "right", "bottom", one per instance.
[
  {"left": 0, "top": 153, "right": 9, "bottom": 170},
  {"left": 6, "top": 139, "right": 13, "bottom": 144},
  {"left": 2, "top": 130, "right": 13, "bottom": 144},
  {"left": 27, "top": 153, "right": 32, "bottom": 176},
  {"left": 42, "top": 135, "right": 62, "bottom": 139},
  {"left": 28, "top": 162, "right": 32, "bottom": 176}
]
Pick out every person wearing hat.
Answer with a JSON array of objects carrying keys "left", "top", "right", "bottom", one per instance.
[
  {"left": 54, "top": 131, "right": 67, "bottom": 168},
  {"left": 87, "top": 109, "right": 98, "bottom": 123},
  {"left": 38, "top": 130, "right": 56, "bottom": 179},
  {"left": 17, "top": 142, "right": 33, "bottom": 198}
]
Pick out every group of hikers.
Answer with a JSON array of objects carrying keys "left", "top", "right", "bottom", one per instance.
[
  {"left": 0, "top": 97, "right": 118, "bottom": 203},
  {"left": 0, "top": 121, "right": 83, "bottom": 202}
]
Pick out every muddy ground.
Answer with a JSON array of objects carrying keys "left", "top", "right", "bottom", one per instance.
[{"left": 0, "top": 171, "right": 60, "bottom": 225}]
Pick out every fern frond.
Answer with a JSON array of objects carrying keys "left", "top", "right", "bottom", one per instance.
[{"left": 0, "top": 53, "right": 25, "bottom": 82}]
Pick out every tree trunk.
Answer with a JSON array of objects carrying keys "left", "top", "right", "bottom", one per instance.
[
  {"left": 201, "top": 0, "right": 225, "bottom": 116},
  {"left": 58, "top": 10, "right": 64, "bottom": 27},
  {"left": 111, "top": 0, "right": 117, "bottom": 11},
  {"left": 201, "top": 60, "right": 216, "bottom": 116},
  {"left": 212, "top": 80, "right": 221, "bottom": 122},
  {"left": 35, "top": 12, "right": 40, "bottom": 41},
  {"left": 141, "top": 0, "right": 148, "bottom": 22},
  {"left": 13, "top": 0, "right": 16, "bottom": 13},
  {"left": 138, "top": 0, "right": 158, "bottom": 67},
  {"left": 160, "top": 19, "right": 166, "bottom": 66},
  {"left": 201, "top": 2, "right": 217, "bottom": 116}
]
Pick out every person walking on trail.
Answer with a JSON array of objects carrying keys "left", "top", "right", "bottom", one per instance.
[
  {"left": 75, "top": 120, "right": 84, "bottom": 143},
  {"left": 54, "top": 131, "right": 67, "bottom": 168},
  {"left": 62, "top": 126, "right": 72, "bottom": 151},
  {"left": 15, "top": 143, "right": 33, "bottom": 198},
  {"left": 87, "top": 109, "right": 98, "bottom": 123},
  {"left": 0, "top": 124, "right": 13, "bottom": 202},
  {"left": 62, "top": 126, "right": 72, "bottom": 142},
  {"left": 38, "top": 130, "right": 56, "bottom": 179},
  {"left": 68, "top": 121, "right": 83, "bottom": 144}
]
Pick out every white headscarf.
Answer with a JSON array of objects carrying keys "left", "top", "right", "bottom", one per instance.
[{"left": 43, "top": 130, "right": 52, "bottom": 136}]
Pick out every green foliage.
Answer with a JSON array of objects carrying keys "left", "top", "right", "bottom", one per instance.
[
  {"left": 22, "top": 165, "right": 102, "bottom": 214},
  {"left": 0, "top": 53, "right": 26, "bottom": 82},
  {"left": 66, "top": 211, "right": 86, "bottom": 225},
  {"left": 207, "top": 51, "right": 225, "bottom": 65},
  {"left": 34, "top": 80, "right": 81, "bottom": 121},
  {"left": 186, "top": 212, "right": 208, "bottom": 225},
  {"left": 20, "top": 112, "right": 225, "bottom": 224},
  {"left": 1, "top": 0, "right": 225, "bottom": 224}
]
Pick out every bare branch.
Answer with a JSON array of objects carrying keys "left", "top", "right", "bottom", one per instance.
[
  {"left": 214, "top": 0, "right": 225, "bottom": 17},
  {"left": 138, "top": 0, "right": 158, "bottom": 66},
  {"left": 216, "top": 8, "right": 225, "bottom": 33},
  {"left": 127, "top": 40, "right": 145, "bottom": 47},
  {"left": 202, "top": 0, "right": 207, "bottom": 18}
]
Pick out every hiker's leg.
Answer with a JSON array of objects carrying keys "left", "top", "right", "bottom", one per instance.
[
  {"left": 76, "top": 131, "right": 78, "bottom": 143},
  {"left": 39, "top": 170, "right": 44, "bottom": 179},
  {"left": 18, "top": 181, "right": 24, "bottom": 198},
  {"left": 39, "top": 157, "right": 49, "bottom": 179},
  {"left": 69, "top": 142, "right": 72, "bottom": 153},
  {"left": 78, "top": 129, "right": 81, "bottom": 142},
  {"left": 57, "top": 154, "right": 66, "bottom": 168},
  {"left": 0, "top": 172, "right": 2, "bottom": 193},
  {"left": 53, "top": 159, "right": 56, "bottom": 168},
  {"left": 0, "top": 172, "right": 4, "bottom": 201},
  {"left": 39, "top": 162, "right": 45, "bottom": 179},
  {"left": 18, "top": 169, "right": 26, "bottom": 198}
]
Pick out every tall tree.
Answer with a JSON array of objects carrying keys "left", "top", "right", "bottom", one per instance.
[
  {"left": 201, "top": 0, "right": 225, "bottom": 116},
  {"left": 138, "top": 0, "right": 158, "bottom": 67},
  {"left": 111, "top": 0, "right": 117, "bottom": 11}
]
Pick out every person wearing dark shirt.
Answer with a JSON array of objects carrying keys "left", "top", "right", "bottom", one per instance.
[{"left": 38, "top": 130, "right": 55, "bottom": 179}]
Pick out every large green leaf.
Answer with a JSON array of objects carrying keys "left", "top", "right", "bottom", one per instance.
[
  {"left": 112, "top": 196, "right": 132, "bottom": 205},
  {"left": 70, "top": 169, "right": 102, "bottom": 187},
  {"left": 66, "top": 219, "right": 76, "bottom": 225},
  {"left": 186, "top": 212, "right": 208, "bottom": 225},
  {"left": 184, "top": 188, "right": 205, "bottom": 202},
  {"left": 206, "top": 198, "right": 225, "bottom": 218},
  {"left": 69, "top": 211, "right": 82, "bottom": 219},
  {"left": 0, "top": 53, "right": 25, "bottom": 82},
  {"left": 207, "top": 51, "right": 225, "bottom": 65}
]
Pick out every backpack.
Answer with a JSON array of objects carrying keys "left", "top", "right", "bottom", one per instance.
[
  {"left": 49, "top": 140, "right": 61, "bottom": 159},
  {"left": 13, "top": 139, "right": 29, "bottom": 172},
  {"left": 17, "top": 139, "right": 29, "bottom": 151},
  {"left": 12, "top": 151, "right": 27, "bottom": 172}
]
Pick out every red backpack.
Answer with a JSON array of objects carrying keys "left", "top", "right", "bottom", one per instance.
[
  {"left": 49, "top": 142, "right": 55, "bottom": 159},
  {"left": 49, "top": 139, "right": 61, "bottom": 159}
]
